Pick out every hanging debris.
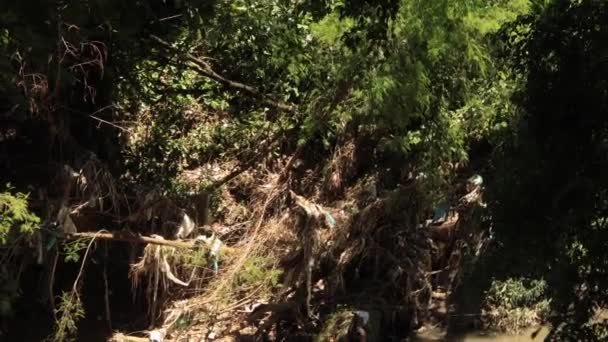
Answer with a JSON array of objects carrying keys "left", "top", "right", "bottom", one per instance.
[{"left": 174, "top": 212, "right": 196, "bottom": 239}]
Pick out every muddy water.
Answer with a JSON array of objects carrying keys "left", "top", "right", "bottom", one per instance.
[{"left": 414, "top": 326, "right": 550, "bottom": 342}]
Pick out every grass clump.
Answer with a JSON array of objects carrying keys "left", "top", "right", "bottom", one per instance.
[{"left": 235, "top": 256, "right": 282, "bottom": 293}]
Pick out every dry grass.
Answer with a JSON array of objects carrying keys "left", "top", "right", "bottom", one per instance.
[
  {"left": 149, "top": 150, "right": 350, "bottom": 338},
  {"left": 144, "top": 167, "right": 294, "bottom": 339},
  {"left": 129, "top": 237, "right": 223, "bottom": 322},
  {"left": 130, "top": 242, "right": 172, "bottom": 321},
  {"left": 323, "top": 138, "right": 356, "bottom": 199},
  {"left": 75, "top": 158, "right": 121, "bottom": 215},
  {"left": 204, "top": 175, "right": 287, "bottom": 301}
]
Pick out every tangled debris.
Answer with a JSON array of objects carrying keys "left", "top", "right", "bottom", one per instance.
[
  {"left": 121, "top": 168, "right": 489, "bottom": 341},
  {"left": 8, "top": 140, "right": 489, "bottom": 342}
]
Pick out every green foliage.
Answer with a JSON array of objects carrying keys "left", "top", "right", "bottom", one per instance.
[
  {"left": 186, "top": 247, "right": 209, "bottom": 268},
  {"left": 464, "top": 0, "right": 531, "bottom": 35},
  {"left": 311, "top": 12, "right": 355, "bottom": 45},
  {"left": 337, "top": 0, "right": 526, "bottom": 180},
  {"left": 316, "top": 308, "right": 354, "bottom": 342},
  {"left": 481, "top": 278, "right": 550, "bottom": 332},
  {"left": 14, "top": 0, "right": 608, "bottom": 339},
  {"left": 171, "top": 245, "right": 209, "bottom": 268},
  {"left": 236, "top": 256, "right": 282, "bottom": 291},
  {"left": 454, "top": 75, "right": 521, "bottom": 144},
  {"left": 486, "top": 278, "right": 548, "bottom": 310},
  {"left": 0, "top": 185, "right": 40, "bottom": 245},
  {"left": 50, "top": 292, "right": 85, "bottom": 342},
  {"left": 0, "top": 188, "right": 39, "bottom": 322},
  {"left": 487, "top": 1, "right": 608, "bottom": 339},
  {"left": 107, "top": 0, "right": 533, "bottom": 200},
  {"left": 62, "top": 239, "right": 87, "bottom": 263}
]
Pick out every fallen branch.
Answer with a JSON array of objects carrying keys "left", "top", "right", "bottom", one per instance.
[
  {"left": 150, "top": 35, "right": 296, "bottom": 113},
  {"left": 68, "top": 231, "right": 195, "bottom": 249}
]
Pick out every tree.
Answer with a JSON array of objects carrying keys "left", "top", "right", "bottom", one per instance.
[{"left": 489, "top": 0, "right": 608, "bottom": 338}]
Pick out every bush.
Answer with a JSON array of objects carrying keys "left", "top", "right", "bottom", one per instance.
[{"left": 481, "top": 277, "right": 550, "bottom": 333}]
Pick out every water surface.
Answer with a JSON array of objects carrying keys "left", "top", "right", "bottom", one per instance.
[{"left": 414, "top": 326, "right": 550, "bottom": 342}]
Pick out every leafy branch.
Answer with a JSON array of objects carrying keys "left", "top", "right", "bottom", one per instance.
[
  {"left": 0, "top": 186, "right": 40, "bottom": 245},
  {"left": 150, "top": 35, "right": 296, "bottom": 113}
]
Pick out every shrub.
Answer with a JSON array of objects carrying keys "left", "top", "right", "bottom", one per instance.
[{"left": 481, "top": 277, "right": 550, "bottom": 332}]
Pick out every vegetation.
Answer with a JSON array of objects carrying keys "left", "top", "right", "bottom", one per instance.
[
  {"left": 0, "top": 186, "right": 39, "bottom": 244},
  {"left": 0, "top": 0, "right": 607, "bottom": 340},
  {"left": 236, "top": 256, "right": 282, "bottom": 292},
  {"left": 315, "top": 308, "right": 354, "bottom": 342},
  {"left": 0, "top": 187, "right": 39, "bottom": 318},
  {"left": 481, "top": 277, "right": 551, "bottom": 332},
  {"left": 52, "top": 292, "right": 85, "bottom": 342}
]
